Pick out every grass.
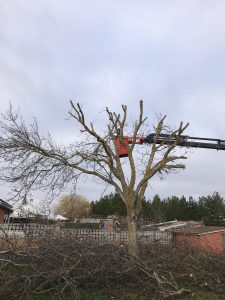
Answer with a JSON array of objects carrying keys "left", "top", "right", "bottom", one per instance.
[
  {"left": 180, "top": 290, "right": 225, "bottom": 300},
  {"left": 17, "top": 289, "right": 225, "bottom": 300}
]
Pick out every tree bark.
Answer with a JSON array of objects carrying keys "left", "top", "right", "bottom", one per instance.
[{"left": 127, "top": 207, "right": 139, "bottom": 257}]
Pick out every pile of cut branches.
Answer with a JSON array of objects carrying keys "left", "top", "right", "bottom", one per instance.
[{"left": 0, "top": 230, "right": 225, "bottom": 299}]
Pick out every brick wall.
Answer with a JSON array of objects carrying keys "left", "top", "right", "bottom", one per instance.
[
  {"left": 175, "top": 233, "right": 201, "bottom": 252},
  {"left": 175, "top": 231, "right": 225, "bottom": 254},
  {"left": 200, "top": 232, "right": 224, "bottom": 254}
]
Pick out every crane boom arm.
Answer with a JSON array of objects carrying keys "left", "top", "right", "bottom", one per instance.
[
  {"left": 143, "top": 134, "right": 225, "bottom": 151},
  {"left": 116, "top": 133, "right": 225, "bottom": 157}
]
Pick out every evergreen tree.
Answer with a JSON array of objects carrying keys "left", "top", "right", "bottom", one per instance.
[
  {"left": 92, "top": 191, "right": 225, "bottom": 226},
  {"left": 186, "top": 196, "right": 201, "bottom": 221},
  {"left": 141, "top": 198, "right": 152, "bottom": 220},
  {"left": 110, "top": 193, "right": 126, "bottom": 216},
  {"left": 162, "top": 196, "right": 181, "bottom": 221},
  {"left": 198, "top": 192, "right": 225, "bottom": 226},
  {"left": 91, "top": 193, "right": 126, "bottom": 217},
  {"left": 150, "top": 194, "right": 164, "bottom": 222}
]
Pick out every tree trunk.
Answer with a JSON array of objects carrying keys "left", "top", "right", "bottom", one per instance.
[{"left": 127, "top": 208, "right": 139, "bottom": 257}]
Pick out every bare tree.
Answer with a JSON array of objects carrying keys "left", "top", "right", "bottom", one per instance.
[
  {"left": 55, "top": 194, "right": 91, "bottom": 221},
  {"left": 0, "top": 101, "right": 188, "bottom": 256}
]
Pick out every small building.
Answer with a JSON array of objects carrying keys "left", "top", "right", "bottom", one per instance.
[
  {"left": 0, "top": 199, "right": 13, "bottom": 223},
  {"left": 10, "top": 202, "right": 46, "bottom": 223},
  {"left": 174, "top": 226, "right": 225, "bottom": 254},
  {"left": 100, "top": 216, "right": 121, "bottom": 231},
  {"left": 100, "top": 218, "right": 113, "bottom": 231}
]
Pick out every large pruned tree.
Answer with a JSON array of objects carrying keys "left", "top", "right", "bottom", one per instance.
[{"left": 0, "top": 101, "right": 189, "bottom": 256}]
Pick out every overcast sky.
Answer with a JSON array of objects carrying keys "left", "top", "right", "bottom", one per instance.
[{"left": 1, "top": 1, "right": 225, "bottom": 206}]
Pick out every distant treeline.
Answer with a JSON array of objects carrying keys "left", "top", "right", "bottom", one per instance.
[{"left": 91, "top": 192, "right": 225, "bottom": 226}]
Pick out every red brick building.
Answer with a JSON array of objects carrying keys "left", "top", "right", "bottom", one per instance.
[
  {"left": 0, "top": 199, "right": 13, "bottom": 223},
  {"left": 174, "top": 226, "right": 225, "bottom": 254}
]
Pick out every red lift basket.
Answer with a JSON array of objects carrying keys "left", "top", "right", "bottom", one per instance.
[
  {"left": 116, "top": 136, "right": 129, "bottom": 158},
  {"left": 116, "top": 135, "right": 144, "bottom": 158}
]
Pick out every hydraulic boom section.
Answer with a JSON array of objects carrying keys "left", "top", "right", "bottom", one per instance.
[{"left": 144, "top": 134, "right": 225, "bottom": 151}]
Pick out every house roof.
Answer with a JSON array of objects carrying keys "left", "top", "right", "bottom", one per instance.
[
  {"left": 159, "top": 221, "right": 202, "bottom": 232},
  {"left": 0, "top": 199, "right": 13, "bottom": 212},
  {"left": 141, "top": 220, "right": 202, "bottom": 232},
  {"left": 174, "top": 226, "right": 225, "bottom": 236},
  {"left": 11, "top": 203, "right": 44, "bottom": 218}
]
